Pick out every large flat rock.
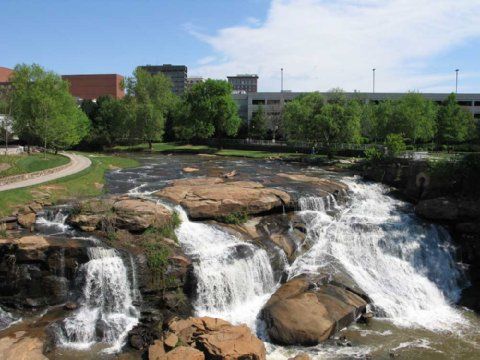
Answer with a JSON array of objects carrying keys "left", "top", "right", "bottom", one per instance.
[{"left": 155, "top": 177, "right": 291, "bottom": 220}]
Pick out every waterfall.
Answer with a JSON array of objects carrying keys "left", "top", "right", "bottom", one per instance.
[
  {"left": 175, "top": 206, "right": 277, "bottom": 330},
  {"left": 36, "top": 207, "right": 72, "bottom": 235},
  {"left": 59, "top": 247, "right": 139, "bottom": 353},
  {"left": 0, "top": 307, "right": 18, "bottom": 330},
  {"left": 289, "top": 177, "right": 467, "bottom": 331}
]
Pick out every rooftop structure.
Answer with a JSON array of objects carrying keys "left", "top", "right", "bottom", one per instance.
[{"left": 62, "top": 74, "right": 125, "bottom": 100}]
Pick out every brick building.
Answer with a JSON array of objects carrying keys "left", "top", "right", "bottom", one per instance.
[{"left": 62, "top": 74, "right": 125, "bottom": 100}]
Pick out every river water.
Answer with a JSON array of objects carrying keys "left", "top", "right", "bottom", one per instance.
[{"left": 1, "top": 153, "right": 479, "bottom": 359}]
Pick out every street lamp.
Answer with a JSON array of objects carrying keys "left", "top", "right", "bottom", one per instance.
[
  {"left": 455, "top": 69, "right": 459, "bottom": 93},
  {"left": 372, "top": 68, "right": 376, "bottom": 93}
]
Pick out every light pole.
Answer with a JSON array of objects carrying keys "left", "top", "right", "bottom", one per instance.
[
  {"left": 281, "top": 68, "right": 284, "bottom": 93},
  {"left": 455, "top": 69, "right": 459, "bottom": 93},
  {"left": 372, "top": 68, "right": 376, "bottom": 93}
]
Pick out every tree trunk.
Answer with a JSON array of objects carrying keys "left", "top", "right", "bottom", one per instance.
[{"left": 148, "top": 140, "right": 153, "bottom": 151}]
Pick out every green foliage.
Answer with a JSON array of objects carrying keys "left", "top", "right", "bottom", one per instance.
[
  {"left": 217, "top": 211, "right": 249, "bottom": 225},
  {"left": 10, "top": 64, "right": 90, "bottom": 151},
  {"left": 436, "top": 93, "right": 476, "bottom": 145},
  {"left": 144, "top": 211, "right": 181, "bottom": 242},
  {"left": 174, "top": 79, "right": 241, "bottom": 141},
  {"left": 364, "top": 146, "right": 384, "bottom": 162},
  {"left": 385, "top": 133, "right": 406, "bottom": 157},
  {"left": 250, "top": 106, "right": 268, "bottom": 139},
  {"left": 0, "top": 153, "right": 69, "bottom": 176}
]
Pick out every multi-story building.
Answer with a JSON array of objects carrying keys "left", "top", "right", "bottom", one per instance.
[
  {"left": 139, "top": 64, "right": 187, "bottom": 95},
  {"left": 62, "top": 74, "right": 125, "bottom": 100},
  {"left": 233, "top": 92, "right": 480, "bottom": 127},
  {"left": 227, "top": 74, "right": 258, "bottom": 93},
  {"left": 186, "top": 77, "right": 204, "bottom": 90},
  {"left": 0, "top": 67, "right": 13, "bottom": 95}
]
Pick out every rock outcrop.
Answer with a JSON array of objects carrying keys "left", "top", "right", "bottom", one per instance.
[
  {"left": 0, "top": 236, "right": 89, "bottom": 309},
  {"left": 155, "top": 177, "right": 291, "bottom": 220},
  {"left": 68, "top": 196, "right": 172, "bottom": 232},
  {"left": 148, "top": 316, "right": 266, "bottom": 360},
  {"left": 277, "top": 173, "right": 348, "bottom": 197},
  {"left": 261, "top": 276, "right": 367, "bottom": 345}
]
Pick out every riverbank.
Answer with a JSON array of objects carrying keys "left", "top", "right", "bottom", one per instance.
[
  {"left": 0, "top": 153, "right": 139, "bottom": 217},
  {"left": 0, "top": 153, "right": 70, "bottom": 177}
]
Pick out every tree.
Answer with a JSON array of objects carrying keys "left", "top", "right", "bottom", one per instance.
[
  {"left": 0, "top": 90, "right": 13, "bottom": 153},
  {"left": 249, "top": 106, "right": 268, "bottom": 139},
  {"left": 385, "top": 133, "right": 406, "bottom": 157},
  {"left": 391, "top": 92, "right": 437, "bottom": 144},
  {"left": 10, "top": 64, "right": 90, "bottom": 153},
  {"left": 436, "top": 93, "right": 476, "bottom": 146},
  {"left": 174, "top": 79, "right": 241, "bottom": 145},
  {"left": 124, "top": 68, "right": 177, "bottom": 149}
]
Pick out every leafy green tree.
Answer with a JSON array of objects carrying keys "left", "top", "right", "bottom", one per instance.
[
  {"left": 174, "top": 79, "right": 241, "bottom": 145},
  {"left": 124, "top": 68, "right": 177, "bottom": 149},
  {"left": 385, "top": 133, "right": 406, "bottom": 157},
  {"left": 436, "top": 93, "right": 476, "bottom": 145},
  {"left": 391, "top": 93, "right": 437, "bottom": 144},
  {"left": 249, "top": 106, "right": 268, "bottom": 139},
  {"left": 10, "top": 64, "right": 90, "bottom": 153}
]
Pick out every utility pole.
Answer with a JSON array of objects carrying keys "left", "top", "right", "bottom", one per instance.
[
  {"left": 455, "top": 69, "right": 459, "bottom": 93},
  {"left": 281, "top": 68, "right": 284, "bottom": 93},
  {"left": 372, "top": 68, "right": 376, "bottom": 93}
]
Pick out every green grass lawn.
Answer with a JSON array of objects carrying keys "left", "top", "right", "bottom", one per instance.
[
  {"left": 113, "top": 142, "right": 307, "bottom": 159},
  {"left": 0, "top": 153, "right": 139, "bottom": 217},
  {"left": 0, "top": 153, "right": 70, "bottom": 177}
]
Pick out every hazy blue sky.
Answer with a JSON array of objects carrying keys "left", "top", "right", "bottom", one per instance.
[{"left": 1, "top": 0, "right": 479, "bottom": 92}]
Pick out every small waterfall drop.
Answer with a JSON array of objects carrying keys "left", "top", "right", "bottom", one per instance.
[
  {"left": 59, "top": 247, "right": 139, "bottom": 353},
  {"left": 289, "top": 177, "right": 467, "bottom": 331},
  {"left": 36, "top": 207, "right": 72, "bottom": 235},
  {"left": 175, "top": 206, "right": 277, "bottom": 330}
]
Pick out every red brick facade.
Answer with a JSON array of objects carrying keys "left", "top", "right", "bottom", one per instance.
[
  {"left": 62, "top": 74, "right": 125, "bottom": 100},
  {"left": 0, "top": 67, "right": 13, "bottom": 83}
]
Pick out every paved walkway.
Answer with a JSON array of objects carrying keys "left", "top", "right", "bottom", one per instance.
[{"left": 0, "top": 152, "right": 91, "bottom": 192}]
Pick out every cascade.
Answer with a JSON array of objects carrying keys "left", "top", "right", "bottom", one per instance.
[
  {"left": 289, "top": 177, "right": 467, "bottom": 330},
  {"left": 175, "top": 206, "right": 277, "bottom": 330},
  {"left": 58, "top": 247, "right": 139, "bottom": 353}
]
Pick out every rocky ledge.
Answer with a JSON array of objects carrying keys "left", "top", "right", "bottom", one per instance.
[
  {"left": 261, "top": 275, "right": 368, "bottom": 345},
  {"left": 148, "top": 316, "right": 266, "bottom": 360},
  {"left": 68, "top": 195, "right": 173, "bottom": 232},
  {"left": 155, "top": 177, "right": 292, "bottom": 220},
  {"left": 0, "top": 235, "right": 89, "bottom": 309}
]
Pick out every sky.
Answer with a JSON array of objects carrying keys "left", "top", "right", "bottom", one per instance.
[{"left": 1, "top": 0, "right": 480, "bottom": 93}]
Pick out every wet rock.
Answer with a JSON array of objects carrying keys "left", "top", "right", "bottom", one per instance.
[
  {"left": 277, "top": 173, "right": 348, "bottom": 197},
  {"left": 42, "top": 275, "right": 69, "bottom": 304},
  {"left": 128, "top": 324, "right": 157, "bottom": 350},
  {"left": 164, "top": 346, "right": 204, "bottom": 360},
  {"left": 222, "top": 169, "right": 237, "bottom": 178},
  {"left": 415, "top": 197, "right": 459, "bottom": 221},
  {"left": 155, "top": 177, "right": 291, "bottom": 220},
  {"left": 261, "top": 276, "right": 368, "bottom": 346},
  {"left": 182, "top": 167, "right": 199, "bottom": 173},
  {"left": 68, "top": 196, "right": 172, "bottom": 233},
  {"left": 148, "top": 339, "right": 166, "bottom": 359},
  {"left": 161, "top": 316, "right": 266, "bottom": 360},
  {"left": 0, "top": 332, "right": 47, "bottom": 360},
  {"left": 64, "top": 302, "right": 78, "bottom": 311},
  {"left": 289, "top": 354, "right": 311, "bottom": 360}
]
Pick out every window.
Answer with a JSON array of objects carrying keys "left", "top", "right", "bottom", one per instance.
[
  {"left": 266, "top": 99, "right": 280, "bottom": 105},
  {"left": 474, "top": 113, "right": 480, "bottom": 119},
  {"left": 252, "top": 99, "right": 266, "bottom": 105},
  {"left": 474, "top": 101, "right": 480, "bottom": 107},
  {"left": 457, "top": 101, "right": 472, "bottom": 106}
]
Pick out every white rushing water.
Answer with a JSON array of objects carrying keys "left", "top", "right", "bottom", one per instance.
[
  {"left": 175, "top": 206, "right": 277, "bottom": 330},
  {"left": 289, "top": 177, "right": 467, "bottom": 331},
  {"left": 59, "top": 247, "right": 139, "bottom": 353}
]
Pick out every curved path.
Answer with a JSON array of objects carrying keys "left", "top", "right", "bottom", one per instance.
[{"left": 0, "top": 152, "right": 91, "bottom": 192}]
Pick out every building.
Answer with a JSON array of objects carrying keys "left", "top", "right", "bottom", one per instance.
[
  {"left": 0, "top": 67, "right": 13, "bottom": 95},
  {"left": 62, "top": 74, "right": 124, "bottom": 100},
  {"left": 233, "top": 92, "right": 480, "bottom": 127},
  {"left": 186, "top": 77, "right": 204, "bottom": 90},
  {"left": 139, "top": 64, "right": 187, "bottom": 95},
  {"left": 227, "top": 74, "right": 258, "bottom": 93}
]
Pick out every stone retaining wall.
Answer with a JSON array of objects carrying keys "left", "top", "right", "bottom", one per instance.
[{"left": 0, "top": 157, "right": 72, "bottom": 186}]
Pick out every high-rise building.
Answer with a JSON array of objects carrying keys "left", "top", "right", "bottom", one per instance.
[
  {"left": 186, "top": 77, "right": 204, "bottom": 90},
  {"left": 62, "top": 74, "right": 125, "bottom": 100},
  {"left": 227, "top": 74, "right": 258, "bottom": 93},
  {"left": 139, "top": 64, "right": 187, "bottom": 95}
]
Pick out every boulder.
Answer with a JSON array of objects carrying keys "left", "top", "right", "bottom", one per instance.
[
  {"left": 415, "top": 197, "right": 459, "bottom": 221},
  {"left": 289, "top": 355, "right": 311, "bottom": 360},
  {"left": 17, "top": 212, "right": 36, "bottom": 229},
  {"left": 163, "top": 316, "right": 266, "bottom": 360},
  {"left": 165, "top": 346, "right": 204, "bottom": 360},
  {"left": 148, "top": 340, "right": 166, "bottom": 360},
  {"left": 277, "top": 173, "right": 348, "bottom": 196},
  {"left": 69, "top": 196, "right": 172, "bottom": 233},
  {"left": 182, "top": 167, "right": 200, "bottom": 173},
  {"left": 155, "top": 177, "right": 291, "bottom": 220},
  {"left": 261, "top": 276, "right": 367, "bottom": 346}
]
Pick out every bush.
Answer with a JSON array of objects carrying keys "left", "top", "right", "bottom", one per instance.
[
  {"left": 385, "top": 133, "right": 406, "bottom": 157},
  {"left": 217, "top": 211, "right": 249, "bottom": 225},
  {"left": 364, "top": 146, "right": 384, "bottom": 162}
]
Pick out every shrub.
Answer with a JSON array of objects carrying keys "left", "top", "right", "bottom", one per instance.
[
  {"left": 385, "top": 133, "right": 406, "bottom": 157},
  {"left": 217, "top": 211, "right": 249, "bottom": 225},
  {"left": 364, "top": 146, "right": 384, "bottom": 162}
]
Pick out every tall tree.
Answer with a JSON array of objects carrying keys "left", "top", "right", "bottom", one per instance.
[
  {"left": 174, "top": 79, "right": 241, "bottom": 145},
  {"left": 436, "top": 93, "right": 476, "bottom": 145},
  {"left": 391, "top": 92, "right": 437, "bottom": 144},
  {"left": 124, "top": 68, "right": 177, "bottom": 149},
  {"left": 10, "top": 64, "right": 90, "bottom": 153},
  {"left": 249, "top": 106, "right": 268, "bottom": 139}
]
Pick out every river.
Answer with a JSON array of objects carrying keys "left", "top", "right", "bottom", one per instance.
[{"left": 1, "top": 153, "right": 479, "bottom": 359}]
